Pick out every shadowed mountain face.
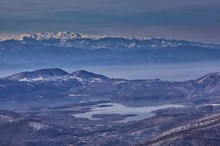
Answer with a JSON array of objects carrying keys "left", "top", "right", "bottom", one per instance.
[
  {"left": 0, "top": 32, "right": 220, "bottom": 69},
  {"left": 0, "top": 68, "right": 220, "bottom": 100}
]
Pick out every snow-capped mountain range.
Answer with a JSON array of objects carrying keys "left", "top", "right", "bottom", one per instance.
[
  {"left": 0, "top": 32, "right": 220, "bottom": 69},
  {"left": 0, "top": 31, "right": 218, "bottom": 49},
  {"left": 0, "top": 32, "right": 112, "bottom": 41}
]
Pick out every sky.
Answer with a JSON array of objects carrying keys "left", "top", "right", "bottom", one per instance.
[{"left": 0, "top": 0, "right": 220, "bottom": 43}]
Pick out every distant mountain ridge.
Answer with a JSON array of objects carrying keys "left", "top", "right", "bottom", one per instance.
[
  {"left": 7, "top": 68, "right": 69, "bottom": 80},
  {"left": 5, "top": 68, "right": 109, "bottom": 83},
  {"left": 0, "top": 31, "right": 218, "bottom": 49},
  {"left": 0, "top": 32, "right": 220, "bottom": 69},
  {"left": 1, "top": 68, "right": 220, "bottom": 100}
]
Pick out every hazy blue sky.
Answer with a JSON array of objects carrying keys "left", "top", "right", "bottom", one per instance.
[{"left": 0, "top": 0, "right": 220, "bottom": 43}]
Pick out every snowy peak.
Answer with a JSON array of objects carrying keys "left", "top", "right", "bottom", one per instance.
[
  {"left": 30, "top": 68, "right": 69, "bottom": 76},
  {"left": 6, "top": 68, "right": 69, "bottom": 81},
  {"left": 71, "top": 70, "right": 109, "bottom": 80}
]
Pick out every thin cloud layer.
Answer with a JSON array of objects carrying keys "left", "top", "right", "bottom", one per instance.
[{"left": 0, "top": 0, "right": 219, "bottom": 43}]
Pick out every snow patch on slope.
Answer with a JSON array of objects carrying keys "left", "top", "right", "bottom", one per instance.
[
  {"left": 17, "top": 75, "right": 103, "bottom": 84},
  {"left": 29, "top": 122, "right": 49, "bottom": 131}
]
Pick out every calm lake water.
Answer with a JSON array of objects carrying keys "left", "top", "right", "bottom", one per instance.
[{"left": 74, "top": 102, "right": 184, "bottom": 122}]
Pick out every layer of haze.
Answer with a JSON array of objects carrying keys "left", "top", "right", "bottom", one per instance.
[{"left": 1, "top": 62, "right": 220, "bottom": 81}]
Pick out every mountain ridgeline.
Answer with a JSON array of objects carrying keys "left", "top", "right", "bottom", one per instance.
[
  {"left": 0, "top": 32, "right": 220, "bottom": 68},
  {"left": 0, "top": 68, "right": 220, "bottom": 100}
]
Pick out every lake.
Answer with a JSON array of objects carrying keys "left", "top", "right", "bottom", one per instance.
[{"left": 73, "top": 102, "right": 184, "bottom": 122}]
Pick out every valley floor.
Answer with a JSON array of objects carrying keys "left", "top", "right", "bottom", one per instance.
[{"left": 0, "top": 97, "right": 219, "bottom": 146}]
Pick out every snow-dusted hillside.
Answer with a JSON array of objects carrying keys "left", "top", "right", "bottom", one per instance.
[
  {"left": 6, "top": 69, "right": 108, "bottom": 85},
  {"left": 1, "top": 68, "right": 220, "bottom": 100}
]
